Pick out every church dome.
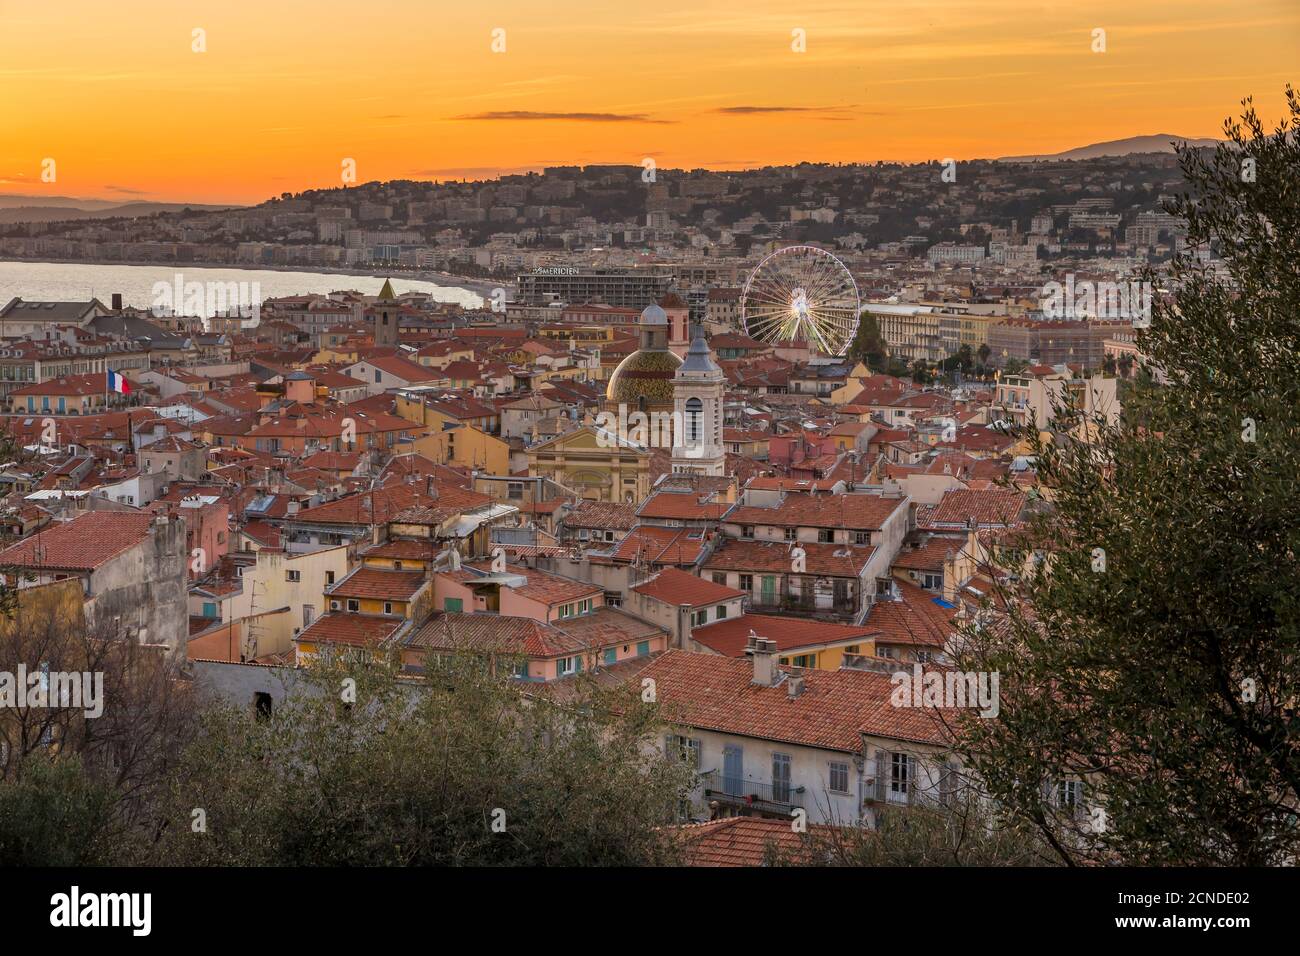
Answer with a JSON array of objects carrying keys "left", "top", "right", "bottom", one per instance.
[
  {"left": 605, "top": 348, "right": 682, "bottom": 407},
  {"left": 639, "top": 303, "right": 668, "bottom": 325}
]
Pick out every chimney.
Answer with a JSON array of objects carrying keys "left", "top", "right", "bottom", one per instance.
[
  {"left": 787, "top": 674, "right": 806, "bottom": 699},
  {"left": 747, "top": 632, "right": 778, "bottom": 687}
]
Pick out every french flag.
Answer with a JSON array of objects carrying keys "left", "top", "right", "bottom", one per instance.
[{"left": 106, "top": 370, "right": 132, "bottom": 395}]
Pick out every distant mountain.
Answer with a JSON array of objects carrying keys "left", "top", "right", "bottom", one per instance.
[
  {"left": 0, "top": 194, "right": 242, "bottom": 224},
  {"left": 1000, "top": 134, "right": 1221, "bottom": 162}
]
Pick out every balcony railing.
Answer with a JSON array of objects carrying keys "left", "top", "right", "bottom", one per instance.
[{"left": 699, "top": 769, "right": 805, "bottom": 809}]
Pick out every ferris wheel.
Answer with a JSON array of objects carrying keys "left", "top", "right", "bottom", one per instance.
[{"left": 740, "top": 245, "right": 861, "bottom": 356}]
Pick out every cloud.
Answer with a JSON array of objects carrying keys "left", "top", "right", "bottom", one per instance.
[
  {"left": 712, "top": 105, "right": 823, "bottom": 114},
  {"left": 452, "top": 111, "right": 672, "bottom": 124},
  {"left": 103, "top": 185, "right": 147, "bottom": 195}
]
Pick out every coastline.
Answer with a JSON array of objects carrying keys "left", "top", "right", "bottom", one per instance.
[{"left": 0, "top": 256, "right": 500, "bottom": 298}]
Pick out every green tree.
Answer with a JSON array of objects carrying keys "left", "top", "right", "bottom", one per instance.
[
  {"left": 847, "top": 310, "right": 889, "bottom": 371},
  {"left": 953, "top": 89, "right": 1300, "bottom": 865},
  {"left": 145, "top": 654, "right": 694, "bottom": 866},
  {"left": 0, "top": 757, "right": 118, "bottom": 865}
]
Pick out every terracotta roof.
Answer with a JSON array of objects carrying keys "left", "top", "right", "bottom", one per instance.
[
  {"left": 865, "top": 580, "right": 958, "bottom": 648},
  {"left": 457, "top": 562, "right": 601, "bottom": 606},
  {"left": 704, "top": 538, "right": 873, "bottom": 577},
  {"left": 632, "top": 567, "right": 745, "bottom": 606},
  {"left": 637, "top": 491, "right": 731, "bottom": 522},
  {"left": 328, "top": 567, "right": 426, "bottom": 601},
  {"left": 891, "top": 537, "right": 962, "bottom": 572},
  {"left": 405, "top": 612, "right": 582, "bottom": 658},
  {"left": 725, "top": 493, "right": 906, "bottom": 531},
  {"left": 915, "top": 488, "right": 1026, "bottom": 529},
  {"left": 674, "top": 817, "right": 830, "bottom": 866},
  {"left": 637, "top": 650, "right": 952, "bottom": 751},
  {"left": 691, "top": 613, "right": 876, "bottom": 656},
  {"left": 600, "top": 525, "right": 708, "bottom": 567},
  {"left": 562, "top": 499, "right": 637, "bottom": 531},
  {"left": 0, "top": 511, "right": 157, "bottom": 571},
  {"left": 297, "top": 612, "right": 403, "bottom": 648}
]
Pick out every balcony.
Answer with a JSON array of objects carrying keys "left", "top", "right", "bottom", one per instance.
[{"left": 699, "top": 769, "right": 805, "bottom": 811}]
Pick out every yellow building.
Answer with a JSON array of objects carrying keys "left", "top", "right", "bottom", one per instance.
[
  {"left": 405, "top": 424, "right": 509, "bottom": 475},
  {"left": 527, "top": 425, "right": 651, "bottom": 504}
]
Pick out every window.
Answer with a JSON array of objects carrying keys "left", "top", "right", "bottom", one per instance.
[
  {"left": 374, "top": 370, "right": 381, "bottom": 383},
  {"left": 817, "top": 529, "right": 833, "bottom": 543},
  {"left": 557, "top": 656, "right": 578, "bottom": 677},
  {"left": 578, "top": 598, "right": 592, "bottom": 614},
  {"left": 716, "top": 604, "right": 728, "bottom": 620},
  {"left": 738, "top": 574, "right": 753, "bottom": 591},
  {"left": 507, "top": 482, "right": 523, "bottom": 499},
  {"left": 603, "top": 647, "right": 617, "bottom": 665},
  {"left": 383, "top": 602, "right": 394, "bottom": 615},
  {"left": 253, "top": 692, "right": 273, "bottom": 721},
  {"left": 286, "top": 570, "right": 301, "bottom": 583},
  {"left": 742, "top": 525, "right": 755, "bottom": 539},
  {"left": 784, "top": 527, "right": 796, "bottom": 542},
  {"left": 922, "top": 573, "right": 942, "bottom": 591},
  {"left": 346, "top": 599, "right": 359, "bottom": 612},
  {"left": 202, "top": 602, "right": 217, "bottom": 618},
  {"left": 636, "top": 640, "right": 650, "bottom": 657},
  {"left": 326, "top": 571, "right": 335, "bottom": 585},
  {"left": 684, "top": 397, "right": 702, "bottom": 442},
  {"left": 829, "top": 761, "right": 850, "bottom": 794},
  {"left": 558, "top": 603, "right": 574, "bottom": 619},
  {"left": 1056, "top": 779, "right": 1083, "bottom": 812},
  {"left": 692, "top": 609, "right": 708, "bottom": 626},
  {"left": 772, "top": 753, "right": 792, "bottom": 802},
  {"left": 711, "top": 572, "right": 726, "bottom": 585},
  {"left": 394, "top": 561, "right": 403, "bottom": 571},
  {"left": 792, "top": 654, "right": 816, "bottom": 668},
  {"left": 668, "top": 734, "right": 701, "bottom": 766},
  {"left": 303, "top": 605, "right": 314, "bottom": 626},
  {"left": 890, "top": 752, "right": 914, "bottom": 796},
  {"left": 511, "top": 658, "right": 529, "bottom": 679},
  {"left": 854, "top": 531, "right": 869, "bottom": 545}
]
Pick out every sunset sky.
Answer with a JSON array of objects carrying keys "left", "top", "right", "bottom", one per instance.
[{"left": 2, "top": 0, "right": 1296, "bottom": 204}]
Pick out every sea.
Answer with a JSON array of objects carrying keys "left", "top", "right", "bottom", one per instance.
[{"left": 0, "top": 260, "right": 484, "bottom": 319}]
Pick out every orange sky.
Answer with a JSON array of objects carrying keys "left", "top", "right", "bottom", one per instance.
[{"left": 1, "top": 0, "right": 1296, "bottom": 204}]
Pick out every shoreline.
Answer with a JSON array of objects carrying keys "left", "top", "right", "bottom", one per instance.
[{"left": 0, "top": 256, "right": 500, "bottom": 298}]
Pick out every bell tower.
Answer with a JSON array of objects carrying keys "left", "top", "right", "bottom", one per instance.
[
  {"left": 373, "top": 277, "right": 399, "bottom": 348},
  {"left": 671, "top": 325, "right": 725, "bottom": 476}
]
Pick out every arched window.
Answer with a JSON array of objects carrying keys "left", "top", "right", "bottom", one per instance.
[{"left": 685, "top": 397, "right": 703, "bottom": 443}]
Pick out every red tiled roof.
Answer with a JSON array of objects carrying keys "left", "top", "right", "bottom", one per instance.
[
  {"left": 864, "top": 580, "right": 957, "bottom": 648},
  {"left": 632, "top": 567, "right": 745, "bottom": 606},
  {"left": 691, "top": 612, "right": 876, "bottom": 656},
  {"left": 725, "top": 492, "right": 905, "bottom": 531},
  {"left": 600, "top": 525, "right": 708, "bottom": 567},
  {"left": 637, "top": 650, "right": 952, "bottom": 750},
  {"left": 328, "top": 567, "right": 425, "bottom": 602},
  {"left": 636, "top": 491, "right": 731, "bottom": 522},
  {"left": 704, "top": 538, "right": 873, "bottom": 577},
  {"left": 457, "top": 562, "right": 601, "bottom": 607},
  {"left": 297, "top": 612, "right": 403, "bottom": 648},
  {"left": 674, "top": 818, "right": 830, "bottom": 866},
  {"left": 0, "top": 511, "right": 157, "bottom": 571},
  {"left": 915, "top": 488, "right": 1026, "bottom": 529}
]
